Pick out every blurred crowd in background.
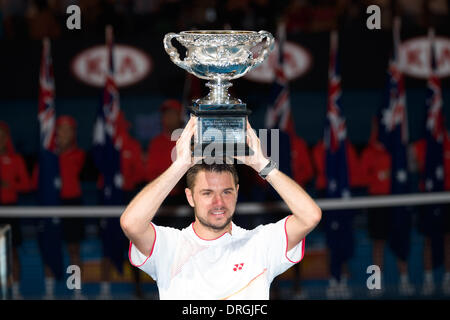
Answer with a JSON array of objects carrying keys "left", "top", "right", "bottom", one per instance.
[{"left": 1, "top": 0, "right": 450, "bottom": 40}]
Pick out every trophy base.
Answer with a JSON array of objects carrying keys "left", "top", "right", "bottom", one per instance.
[{"left": 188, "top": 102, "right": 253, "bottom": 161}]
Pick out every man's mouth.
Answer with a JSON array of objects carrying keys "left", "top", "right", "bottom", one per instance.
[{"left": 210, "top": 209, "right": 226, "bottom": 216}]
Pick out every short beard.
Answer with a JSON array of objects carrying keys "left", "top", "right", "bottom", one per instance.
[{"left": 195, "top": 211, "right": 233, "bottom": 232}]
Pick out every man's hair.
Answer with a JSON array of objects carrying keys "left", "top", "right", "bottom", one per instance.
[{"left": 186, "top": 163, "right": 239, "bottom": 190}]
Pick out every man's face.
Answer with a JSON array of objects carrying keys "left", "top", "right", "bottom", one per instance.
[
  {"left": 185, "top": 170, "right": 239, "bottom": 232},
  {"left": 56, "top": 123, "right": 75, "bottom": 151}
]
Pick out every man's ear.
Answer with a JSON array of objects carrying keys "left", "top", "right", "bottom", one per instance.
[{"left": 185, "top": 188, "right": 195, "bottom": 207}]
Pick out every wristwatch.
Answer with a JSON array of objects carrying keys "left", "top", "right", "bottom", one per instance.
[{"left": 258, "top": 159, "right": 278, "bottom": 179}]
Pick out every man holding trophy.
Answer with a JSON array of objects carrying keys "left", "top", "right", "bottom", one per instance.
[{"left": 120, "top": 30, "right": 321, "bottom": 299}]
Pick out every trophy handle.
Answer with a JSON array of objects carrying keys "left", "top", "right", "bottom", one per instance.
[
  {"left": 163, "top": 33, "right": 190, "bottom": 72},
  {"left": 251, "top": 30, "right": 275, "bottom": 68}
]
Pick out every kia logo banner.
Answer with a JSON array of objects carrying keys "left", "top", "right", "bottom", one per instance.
[
  {"left": 71, "top": 45, "right": 152, "bottom": 87},
  {"left": 244, "top": 41, "right": 312, "bottom": 83},
  {"left": 399, "top": 36, "right": 450, "bottom": 79},
  {"left": 1, "top": 31, "right": 448, "bottom": 99}
]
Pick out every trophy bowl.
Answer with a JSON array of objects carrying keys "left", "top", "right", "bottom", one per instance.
[{"left": 164, "top": 30, "right": 274, "bottom": 105}]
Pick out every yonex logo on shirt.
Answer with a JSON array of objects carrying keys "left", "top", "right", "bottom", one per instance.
[{"left": 233, "top": 263, "right": 244, "bottom": 271}]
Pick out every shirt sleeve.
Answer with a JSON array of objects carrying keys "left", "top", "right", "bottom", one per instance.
[
  {"left": 259, "top": 216, "right": 305, "bottom": 281},
  {"left": 128, "top": 223, "right": 180, "bottom": 283}
]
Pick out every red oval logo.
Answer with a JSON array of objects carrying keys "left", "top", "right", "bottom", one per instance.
[
  {"left": 244, "top": 41, "right": 312, "bottom": 83},
  {"left": 71, "top": 45, "right": 152, "bottom": 87},
  {"left": 399, "top": 36, "right": 450, "bottom": 79}
]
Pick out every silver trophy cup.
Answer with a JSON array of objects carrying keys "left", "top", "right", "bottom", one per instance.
[{"left": 164, "top": 30, "right": 274, "bottom": 157}]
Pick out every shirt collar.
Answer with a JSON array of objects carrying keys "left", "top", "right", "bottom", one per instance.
[{"left": 189, "top": 221, "right": 235, "bottom": 245}]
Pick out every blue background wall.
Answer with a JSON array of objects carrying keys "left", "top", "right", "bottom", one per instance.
[{"left": 2, "top": 88, "right": 449, "bottom": 156}]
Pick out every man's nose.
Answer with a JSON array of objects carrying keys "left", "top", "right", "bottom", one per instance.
[{"left": 212, "top": 193, "right": 224, "bottom": 206}]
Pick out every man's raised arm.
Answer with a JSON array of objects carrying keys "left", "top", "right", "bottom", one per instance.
[
  {"left": 239, "top": 121, "right": 322, "bottom": 252},
  {"left": 120, "top": 117, "right": 197, "bottom": 256}
]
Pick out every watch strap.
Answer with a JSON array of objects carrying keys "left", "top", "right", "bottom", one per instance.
[{"left": 258, "top": 159, "right": 277, "bottom": 179}]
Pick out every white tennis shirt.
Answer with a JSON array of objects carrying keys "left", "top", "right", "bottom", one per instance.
[{"left": 128, "top": 215, "right": 305, "bottom": 300}]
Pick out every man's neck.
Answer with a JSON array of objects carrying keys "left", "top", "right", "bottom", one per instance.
[{"left": 192, "top": 220, "right": 232, "bottom": 240}]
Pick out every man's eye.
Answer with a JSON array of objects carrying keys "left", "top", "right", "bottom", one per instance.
[{"left": 202, "top": 192, "right": 211, "bottom": 196}]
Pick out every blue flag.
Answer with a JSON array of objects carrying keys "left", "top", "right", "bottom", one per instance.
[
  {"left": 37, "top": 38, "right": 64, "bottom": 280},
  {"left": 264, "top": 22, "right": 293, "bottom": 181},
  {"left": 323, "top": 31, "right": 353, "bottom": 280},
  {"left": 379, "top": 64, "right": 409, "bottom": 193},
  {"left": 378, "top": 18, "right": 411, "bottom": 261},
  {"left": 263, "top": 23, "right": 294, "bottom": 202},
  {"left": 379, "top": 18, "right": 409, "bottom": 194},
  {"left": 264, "top": 23, "right": 296, "bottom": 138},
  {"left": 92, "top": 26, "right": 125, "bottom": 273},
  {"left": 324, "top": 31, "right": 350, "bottom": 200}
]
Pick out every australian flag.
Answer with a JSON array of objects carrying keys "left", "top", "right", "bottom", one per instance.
[
  {"left": 323, "top": 30, "right": 353, "bottom": 281},
  {"left": 379, "top": 17, "right": 409, "bottom": 194},
  {"left": 423, "top": 29, "right": 445, "bottom": 194},
  {"left": 324, "top": 31, "right": 350, "bottom": 200},
  {"left": 379, "top": 51, "right": 409, "bottom": 193},
  {"left": 37, "top": 38, "right": 64, "bottom": 280},
  {"left": 420, "top": 29, "right": 445, "bottom": 266},
  {"left": 378, "top": 17, "right": 411, "bottom": 261},
  {"left": 265, "top": 22, "right": 296, "bottom": 138},
  {"left": 264, "top": 22, "right": 293, "bottom": 181},
  {"left": 92, "top": 26, "right": 125, "bottom": 273}
]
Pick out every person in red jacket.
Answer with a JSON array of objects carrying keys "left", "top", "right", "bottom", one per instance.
[
  {"left": 312, "top": 138, "right": 362, "bottom": 193},
  {"left": 56, "top": 115, "right": 86, "bottom": 299},
  {"left": 360, "top": 118, "right": 414, "bottom": 296},
  {"left": 56, "top": 117, "right": 85, "bottom": 249},
  {"left": 0, "top": 121, "right": 31, "bottom": 299},
  {"left": 291, "top": 135, "right": 314, "bottom": 188},
  {"left": 118, "top": 112, "right": 146, "bottom": 199},
  {"left": 145, "top": 99, "right": 185, "bottom": 205},
  {"left": 30, "top": 115, "right": 86, "bottom": 299},
  {"left": 118, "top": 112, "right": 146, "bottom": 298}
]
